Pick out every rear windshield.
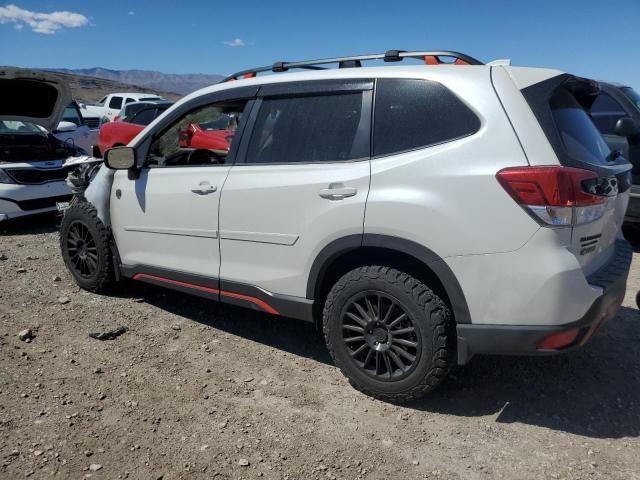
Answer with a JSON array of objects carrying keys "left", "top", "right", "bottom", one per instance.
[
  {"left": 551, "top": 88, "right": 611, "bottom": 166},
  {"left": 622, "top": 87, "right": 640, "bottom": 109}
]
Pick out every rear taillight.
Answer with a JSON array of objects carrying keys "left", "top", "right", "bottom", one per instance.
[{"left": 496, "top": 166, "right": 607, "bottom": 227}]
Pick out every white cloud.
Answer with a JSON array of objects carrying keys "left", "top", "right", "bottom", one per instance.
[
  {"left": 223, "top": 38, "right": 245, "bottom": 47},
  {"left": 128, "top": 11, "right": 135, "bottom": 15},
  {"left": 0, "top": 4, "right": 88, "bottom": 34}
]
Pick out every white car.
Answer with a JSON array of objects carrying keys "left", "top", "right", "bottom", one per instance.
[
  {"left": 0, "top": 68, "right": 86, "bottom": 222},
  {"left": 81, "top": 93, "right": 165, "bottom": 123},
  {"left": 59, "top": 50, "right": 633, "bottom": 401},
  {"left": 52, "top": 101, "right": 98, "bottom": 153}
]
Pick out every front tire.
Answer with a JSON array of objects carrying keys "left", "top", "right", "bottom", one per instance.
[
  {"left": 60, "top": 203, "right": 114, "bottom": 292},
  {"left": 323, "top": 266, "right": 452, "bottom": 402}
]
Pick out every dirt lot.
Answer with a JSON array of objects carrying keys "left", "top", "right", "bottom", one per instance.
[{"left": 1, "top": 214, "right": 639, "bottom": 480}]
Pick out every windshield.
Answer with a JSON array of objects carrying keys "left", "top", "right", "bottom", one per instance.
[
  {"left": 0, "top": 120, "right": 45, "bottom": 134},
  {"left": 551, "top": 88, "right": 611, "bottom": 166},
  {"left": 622, "top": 87, "right": 640, "bottom": 110}
]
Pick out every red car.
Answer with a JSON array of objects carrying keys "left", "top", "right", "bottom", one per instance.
[
  {"left": 97, "top": 101, "right": 173, "bottom": 156},
  {"left": 178, "top": 113, "right": 238, "bottom": 155}
]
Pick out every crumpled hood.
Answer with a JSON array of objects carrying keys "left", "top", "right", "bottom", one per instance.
[{"left": 0, "top": 67, "right": 71, "bottom": 131}]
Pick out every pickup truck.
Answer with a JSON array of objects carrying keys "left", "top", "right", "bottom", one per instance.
[{"left": 80, "top": 92, "right": 165, "bottom": 124}]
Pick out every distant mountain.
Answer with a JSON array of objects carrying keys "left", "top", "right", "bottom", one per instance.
[
  {"left": 49, "top": 68, "right": 224, "bottom": 96},
  {"left": 41, "top": 70, "right": 182, "bottom": 104}
]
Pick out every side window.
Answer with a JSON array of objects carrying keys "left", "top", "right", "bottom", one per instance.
[
  {"left": 373, "top": 78, "right": 480, "bottom": 157},
  {"left": 129, "top": 108, "right": 157, "bottom": 126},
  {"left": 590, "top": 93, "right": 626, "bottom": 135},
  {"left": 109, "top": 96, "right": 123, "bottom": 109},
  {"left": 147, "top": 100, "right": 247, "bottom": 167},
  {"left": 125, "top": 98, "right": 136, "bottom": 105},
  {"left": 245, "top": 92, "right": 367, "bottom": 164},
  {"left": 62, "top": 105, "right": 82, "bottom": 126}
]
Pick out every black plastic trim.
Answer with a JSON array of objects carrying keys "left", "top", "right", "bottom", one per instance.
[
  {"left": 259, "top": 79, "right": 373, "bottom": 97},
  {"left": 305, "top": 234, "right": 472, "bottom": 325},
  {"left": 219, "top": 279, "right": 314, "bottom": 322},
  {"left": 119, "top": 264, "right": 313, "bottom": 321}
]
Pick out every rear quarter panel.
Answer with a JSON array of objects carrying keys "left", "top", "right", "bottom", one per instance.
[{"left": 365, "top": 69, "right": 539, "bottom": 258}]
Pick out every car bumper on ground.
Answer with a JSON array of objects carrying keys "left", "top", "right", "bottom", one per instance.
[{"left": 456, "top": 239, "right": 633, "bottom": 365}]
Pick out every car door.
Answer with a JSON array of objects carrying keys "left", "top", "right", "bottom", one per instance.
[
  {"left": 219, "top": 79, "right": 372, "bottom": 300},
  {"left": 110, "top": 94, "right": 255, "bottom": 280},
  {"left": 57, "top": 103, "right": 91, "bottom": 152}
]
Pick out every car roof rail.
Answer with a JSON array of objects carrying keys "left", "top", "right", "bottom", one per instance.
[{"left": 221, "top": 50, "right": 484, "bottom": 82}]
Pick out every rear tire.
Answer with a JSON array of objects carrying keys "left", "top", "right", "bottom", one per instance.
[
  {"left": 60, "top": 203, "right": 114, "bottom": 292},
  {"left": 323, "top": 266, "right": 452, "bottom": 402}
]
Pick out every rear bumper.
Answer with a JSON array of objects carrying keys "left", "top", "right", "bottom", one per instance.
[{"left": 456, "top": 239, "right": 632, "bottom": 365}]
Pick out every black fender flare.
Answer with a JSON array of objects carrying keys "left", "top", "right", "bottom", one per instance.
[{"left": 306, "top": 234, "right": 471, "bottom": 324}]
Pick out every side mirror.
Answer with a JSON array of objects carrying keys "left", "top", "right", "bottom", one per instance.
[
  {"left": 55, "top": 121, "right": 77, "bottom": 133},
  {"left": 104, "top": 146, "right": 136, "bottom": 170},
  {"left": 615, "top": 117, "right": 640, "bottom": 137}
]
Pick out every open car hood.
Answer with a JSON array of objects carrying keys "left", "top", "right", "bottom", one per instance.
[{"left": 0, "top": 67, "right": 71, "bottom": 131}]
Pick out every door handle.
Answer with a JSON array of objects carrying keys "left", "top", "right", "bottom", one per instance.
[
  {"left": 318, "top": 183, "right": 357, "bottom": 201},
  {"left": 191, "top": 182, "right": 218, "bottom": 195}
]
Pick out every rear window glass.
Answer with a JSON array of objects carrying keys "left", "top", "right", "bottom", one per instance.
[
  {"left": 373, "top": 78, "right": 480, "bottom": 157},
  {"left": 551, "top": 88, "right": 611, "bottom": 166}
]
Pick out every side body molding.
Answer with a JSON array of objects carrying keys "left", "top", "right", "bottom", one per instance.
[{"left": 306, "top": 234, "right": 471, "bottom": 324}]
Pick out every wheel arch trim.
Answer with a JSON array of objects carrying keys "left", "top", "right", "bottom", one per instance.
[{"left": 306, "top": 234, "right": 472, "bottom": 324}]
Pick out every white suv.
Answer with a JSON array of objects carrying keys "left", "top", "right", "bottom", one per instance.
[{"left": 59, "top": 51, "right": 633, "bottom": 401}]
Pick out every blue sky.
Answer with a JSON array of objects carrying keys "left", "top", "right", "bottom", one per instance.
[{"left": 1, "top": 0, "right": 639, "bottom": 87}]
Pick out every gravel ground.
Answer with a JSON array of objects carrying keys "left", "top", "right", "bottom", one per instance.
[{"left": 1, "top": 214, "right": 639, "bottom": 480}]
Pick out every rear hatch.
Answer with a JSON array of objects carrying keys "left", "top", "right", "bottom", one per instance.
[{"left": 520, "top": 75, "right": 631, "bottom": 274}]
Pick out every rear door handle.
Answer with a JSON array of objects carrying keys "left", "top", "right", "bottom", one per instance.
[
  {"left": 318, "top": 183, "right": 358, "bottom": 200},
  {"left": 191, "top": 182, "right": 217, "bottom": 195}
]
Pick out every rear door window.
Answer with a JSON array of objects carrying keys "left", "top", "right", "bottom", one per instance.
[
  {"left": 245, "top": 92, "right": 368, "bottom": 164},
  {"left": 552, "top": 88, "right": 612, "bottom": 166},
  {"left": 373, "top": 78, "right": 480, "bottom": 157}
]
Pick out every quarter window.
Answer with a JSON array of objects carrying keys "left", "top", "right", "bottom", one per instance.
[
  {"left": 245, "top": 92, "right": 368, "bottom": 164},
  {"left": 373, "top": 78, "right": 480, "bottom": 157}
]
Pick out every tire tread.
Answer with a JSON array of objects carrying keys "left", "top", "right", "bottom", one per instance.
[{"left": 323, "top": 266, "right": 452, "bottom": 402}]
